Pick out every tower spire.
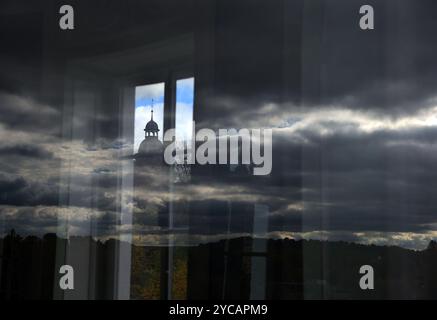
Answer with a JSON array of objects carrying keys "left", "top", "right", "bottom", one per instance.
[{"left": 144, "top": 99, "right": 159, "bottom": 138}]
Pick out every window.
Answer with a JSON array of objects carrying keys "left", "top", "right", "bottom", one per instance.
[{"left": 175, "top": 77, "right": 195, "bottom": 143}]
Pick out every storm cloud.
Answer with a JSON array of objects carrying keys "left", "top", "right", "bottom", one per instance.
[{"left": 2, "top": 0, "right": 437, "bottom": 250}]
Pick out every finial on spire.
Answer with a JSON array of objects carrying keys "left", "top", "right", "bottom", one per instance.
[{"left": 151, "top": 99, "right": 154, "bottom": 121}]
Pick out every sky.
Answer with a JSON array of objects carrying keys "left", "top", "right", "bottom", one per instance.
[{"left": 2, "top": 0, "right": 437, "bottom": 250}]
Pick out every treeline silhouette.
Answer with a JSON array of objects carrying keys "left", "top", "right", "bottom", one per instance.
[{"left": 2, "top": 229, "right": 437, "bottom": 299}]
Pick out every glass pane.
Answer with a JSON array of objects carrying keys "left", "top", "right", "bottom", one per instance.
[
  {"left": 175, "top": 77, "right": 195, "bottom": 143},
  {"left": 2, "top": 0, "right": 437, "bottom": 301}
]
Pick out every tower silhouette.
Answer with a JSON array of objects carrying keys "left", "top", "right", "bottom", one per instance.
[{"left": 136, "top": 100, "right": 164, "bottom": 159}]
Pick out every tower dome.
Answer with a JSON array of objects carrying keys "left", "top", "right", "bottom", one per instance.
[{"left": 138, "top": 137, "right": 164, "bottom": 155}]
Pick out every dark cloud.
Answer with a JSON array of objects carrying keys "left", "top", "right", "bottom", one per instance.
[
  {"left": 0, "top": 144, "right": 54, "bottom": 159},
  {"left": 2, "top": 0, "right": 437, "bottom": 250},
  {"left": 195, "top": 0, "right": 437, "bottom": 132}
]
